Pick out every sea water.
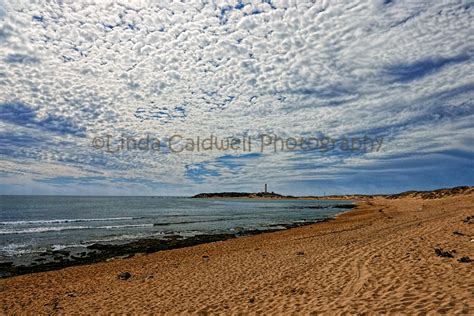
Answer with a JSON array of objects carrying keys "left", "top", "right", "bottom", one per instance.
[{"left": 0, "top": 196, "right": 351, "bottom": 262}]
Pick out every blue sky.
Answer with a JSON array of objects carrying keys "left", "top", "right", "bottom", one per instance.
[{"left": 0, "top": 0, "right": 473, "bottom": 196}]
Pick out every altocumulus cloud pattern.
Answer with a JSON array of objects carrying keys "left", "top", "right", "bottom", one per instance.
[{"left": 0, "top": 0, "right": 473, "bottom": 195}]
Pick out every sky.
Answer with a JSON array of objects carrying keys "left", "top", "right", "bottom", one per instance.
[{"left": 0, "top": 0, "right": 473, "bottom": 196}]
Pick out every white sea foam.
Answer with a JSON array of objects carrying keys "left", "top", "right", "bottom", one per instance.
[
  {"left": 87, "top": 232, "right": 166, "bottom": 243},
  {"left": 0, "top": 243, "right": 37, "bottom": 256},
  {"left": 0, "top": 224, "right": 154, "bottom": 235},
  {"left": 0, "top": 242, "right": 95, "bottom": 256},
  {"left": 0, "top": 217, "right": 136, "bottom": 226}
]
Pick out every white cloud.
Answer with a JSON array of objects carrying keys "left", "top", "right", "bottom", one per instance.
[{"left": 0, "top": 0, "right": 472, "bottom": 194}]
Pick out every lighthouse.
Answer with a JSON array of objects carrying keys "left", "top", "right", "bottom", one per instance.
[{"left": 264, "top": 183, "right": 268, "bottom": 193}]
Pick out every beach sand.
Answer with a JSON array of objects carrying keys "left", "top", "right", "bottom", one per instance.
[{"left": 1, "top": 193, "right": 473, "bottom": 314}]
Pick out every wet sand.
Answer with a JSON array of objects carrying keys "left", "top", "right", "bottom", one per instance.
[{"left": 1, "top": 193, "right": 473, "bottom": 314}]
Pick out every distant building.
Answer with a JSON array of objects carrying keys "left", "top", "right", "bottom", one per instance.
[{"left": 264, "top": 183, "right": 268, "bottom": 193}]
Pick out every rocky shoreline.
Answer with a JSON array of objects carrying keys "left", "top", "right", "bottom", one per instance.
[{"left": 0, "top": 217, "right": 340, "bottom": 278}]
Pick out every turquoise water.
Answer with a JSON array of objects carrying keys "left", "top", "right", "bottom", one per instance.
[{"left": 0, "top": 196, "right": 351, "bottom": 260}]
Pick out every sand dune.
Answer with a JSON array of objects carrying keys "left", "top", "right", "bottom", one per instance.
[{"left": 1, "top": 193, "right": 473, "bottom": 314}]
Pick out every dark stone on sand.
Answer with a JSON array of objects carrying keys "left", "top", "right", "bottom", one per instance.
[
  {"left": 248, "top": 297, "right": 255, "bottom": 303},
  {"left": 296, "top": 251, "right": 305, "bottom": 256},
  {"left": 434, "top": 248, "right": 454, "bottom": 258},
  {"left": 462, "top": 215, "right": 474, "bottom": 223},
  {"left": 202, "top": 255, "right": 209, "bottom": 259},
  {"left": 118, "top": 272, "right": 132, "bottom": 280},
  {"left": 453, "top": 231, "right": 464, "bottom": 236},
  {"left": 458, "top": 256, "right": 472, "bottom": 263}
]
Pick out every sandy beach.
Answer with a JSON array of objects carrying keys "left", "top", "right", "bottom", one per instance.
[{"left": 1, "top": 192, "right": 473, "bottom": 314}]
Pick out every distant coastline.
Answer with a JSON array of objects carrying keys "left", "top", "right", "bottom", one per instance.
[
  {"left": 191, "top": 191, "right": 367, "bottom": 200},
  {"left": 191, "top": 186, "right": 474, "bottom": 200}
]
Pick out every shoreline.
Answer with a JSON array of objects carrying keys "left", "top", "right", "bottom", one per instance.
[
  {"left": 1, "top": 192, "right": 472, "bottom": 314},
  {"left": 0, "top": 209, "right": 352, "bottom": 279}
]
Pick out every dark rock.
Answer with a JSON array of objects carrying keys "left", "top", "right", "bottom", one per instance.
[
  {"left": 463, "top": 215, "right": 474, "bottom": 224},
  {"left": 299, "top": 204, "right": 355, "bottom": 209},
  {"left": 434, "top": 248, "right": 454, "bottom": 258},
  {"left": 453, "top": 231, "right": 464, "bottom": 236},
  {"left": 458, "top": 256, "right": 472, "bottom": 263},
  {"left": 248, "top": 297, "right": 255, "bottom": 303},
  {"left": 51, "top": 250, "right": 70, "bottom": 256},
  {"left": 117, "top": 272, "right": 132, "bottom": 280},
  {"left": 333, "top": 204, "right": 356, "bottom": 209},
  {"left": 87, "top": 244, "right": 110, "bottom": 251},
  {"left": 296, "top": 251, "right": 305, "bottom": 256}
]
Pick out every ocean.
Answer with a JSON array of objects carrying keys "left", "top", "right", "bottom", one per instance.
[{"left": 0, "top": 196, "right": 352, "bottom": 269}]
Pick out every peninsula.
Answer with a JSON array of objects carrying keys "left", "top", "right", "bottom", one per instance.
[
  {"left": 192, "top": 191, "right": 289, "bottom": 199},
  {"left": 192, "top": 186, "right": 474, "bottom": 200}
]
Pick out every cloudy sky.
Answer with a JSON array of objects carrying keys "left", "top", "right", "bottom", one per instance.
[{"left": 0, "top": 0, "right": 473, "bottom": 196}]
